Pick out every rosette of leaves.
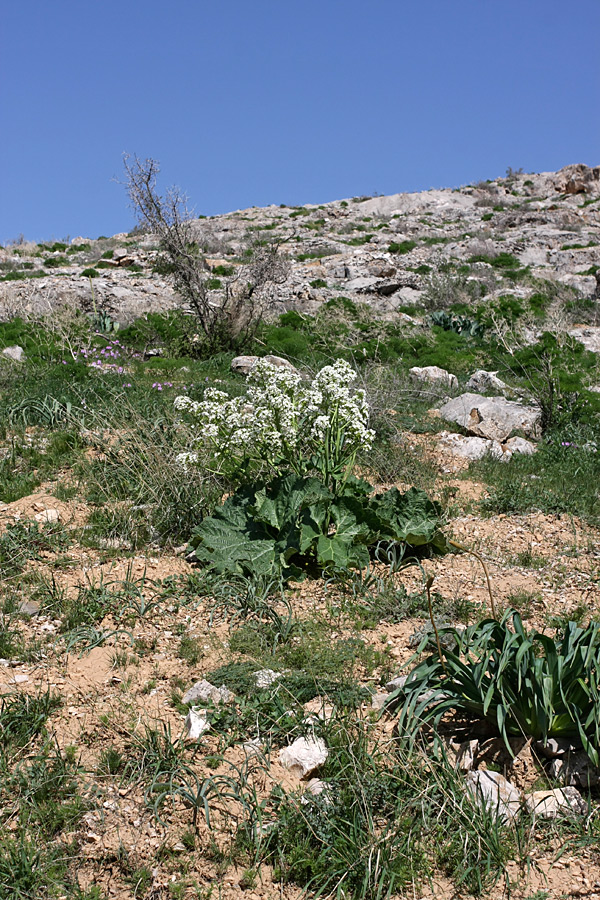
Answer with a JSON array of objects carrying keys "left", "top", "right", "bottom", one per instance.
[
  {"left": 388, "top": 611, "right": 600, "bottom": 763},
  {"left": 188, "top": 474, "right": 447, "bottom": 580}
]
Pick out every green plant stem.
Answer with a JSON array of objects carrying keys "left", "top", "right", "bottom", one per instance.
[{"left": 448, "top": 539, "right": 496, "bottom": 619}]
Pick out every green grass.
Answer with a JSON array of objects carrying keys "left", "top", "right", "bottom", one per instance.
[{"left": 474, "top": 430, "right": 600, "bottom": 524}]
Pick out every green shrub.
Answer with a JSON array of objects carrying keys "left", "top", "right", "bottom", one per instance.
[
  {"left": 388, "top": 240, "right": 416, "bottom": 254},
  {"left": 43, "top": 256, "right": 68, "bottom": 268}
]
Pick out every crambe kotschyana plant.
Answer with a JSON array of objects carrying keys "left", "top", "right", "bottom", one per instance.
[
  {"left": 176, "top": 358, "right": 447, "bottom": 580},
  {"left": 174, "top": 358, "right": 374, "bottom": 493}
]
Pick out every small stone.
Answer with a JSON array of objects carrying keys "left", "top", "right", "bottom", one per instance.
[
  {"left": 465, "top": 770, "right": 521, "bottom": 821},
  {"left": 255, "top": 668, "right": 282, "bottom": 688},
  {"left": 2, "top": 345, "right": 24, "bottom": 362},
  {"left": 371, "top": 692, "right": 389, "bottom": 710},
  {"left": 301, "top": 778, "right": 333, "bottom": 806},
  {"left": 303, "top": 696, "right": 335, "bottom": 721},
  {"left": 34, "top": 508, "right": 60, "bottom": 524},
  {"left": 526, "top": 787, "right": 587, "bottom": 819},
  {"left": 504, "top": 436, "right": 537, "bottom": 456},
  {"left": 182, "top": 679, "right": 233, "bottom": 705},
  {"left": 549, "top": 751, "right": 600, "bottom": 788},
  {"left": 18, "top": 600, "right": 41, "bottom": 617},
  {"left": 242, "top": 738, "right": 263, "bottom": 758},
  {"left": 466, "top": 370, "right": 508, "bottom": 394},
  {"left": 385, "top": 675, "right": 408, "bottom": 692},
  {"left": 231, "top": 355, "right": 298, "bottom": 376},
  {"left": 410, "top": 365, "right": 458, "bottom": 390},
  {"left": 439, "top": 431, "right": 505, "bottom": 461},
  {"left": 534, "top": 737, "right": 577, "bottom": 759},
  {"left": 184, "top": 708, "right": 210, "bottom": 740},
  {"left": 12, "top": 674, "right": 29, "bottom": 684},
  {"left": 454, "top": 739, "right": 478, "bottom": 772},
  {"left": 279, "top": 736, "right": 328, "bottom": 779}
]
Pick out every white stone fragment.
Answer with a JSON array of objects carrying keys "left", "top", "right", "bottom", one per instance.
[
  {"left": 465, "top": 770, "right": 521, "bottom": 821},
  {"left": 2, "top": 345, "right": 24, "bottom": 362},
  {"left": 279, "top": 736, "right": 328, "bottom": 779},
  {"left": 410, "top": 365, "right": 458, "bottom": 390},
  {"left": 182, "top": 679, "right": 233, "bottom": 705},
  {"left": 184, "top": 708, "right": 210, "bottom": 739},
  {"left": 526, "top": 786, "right": 587, "bottom": 819},
  {"left": 255, "top": 668, "right": 282, "bottom": 688},
  {"left": 34, "top": 508, "right": 60, "bottom": 524}
]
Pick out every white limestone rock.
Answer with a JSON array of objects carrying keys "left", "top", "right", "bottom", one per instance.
[
  {"left": 184, "top": 708, "right": 210, "bottom": 740},
  {"left": 410, "top": 365, "right": 458, "bottom": 390},
  {"left": 2, "top": 345, "right": 24, "bottom": 362},
  {"left": 465, "top": 770, "right": 521, "bottom": 822},
  {"left": 231, "top": 355, "right": 298, "bottom": 376},
  {"left": 439, "top": 431, "right": 504, "bottom": 461},
  {"left": 466, "top": 370, "right": 508, "bottom": 394},
  {"left": 279, "top": 736, "right": 328, "bottom": 779},
  {"left": 526, "top": 787, "right": 587, "bottom": 819},
  {"left": 439, "top": 393, "right": 541, "bottom": 442},
  {"left": 182, "top": 679, "right": 233, "bottom": 705},
  {"left": 255, "top": 668, "right": 282, "bottom": 688}
]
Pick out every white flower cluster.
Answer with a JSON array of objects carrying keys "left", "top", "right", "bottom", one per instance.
[
  {"left": 174, "top": 358, "right": 374, "bottom": 472},
  {"left": 300, "top": 359, "right": 374, "bottom": 451}
]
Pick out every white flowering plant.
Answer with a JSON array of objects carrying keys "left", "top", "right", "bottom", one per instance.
[
  {"left": 174, "top": 358, "right": 374, "bottom": 493},
  {"left": 177, "top": 358, "right": 447, "bottom": 579}
]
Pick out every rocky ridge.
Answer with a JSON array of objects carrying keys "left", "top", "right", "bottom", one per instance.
[{"left": 1, "top": 163, "right": 599, "bottom": 325}]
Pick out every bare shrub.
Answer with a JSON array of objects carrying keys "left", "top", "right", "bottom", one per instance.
[
  {"left": 123, "top": 155, "right": 289, "bottom": 354},
  {"left": 422, "top": 270, "right": 487, "bottom": 310}
]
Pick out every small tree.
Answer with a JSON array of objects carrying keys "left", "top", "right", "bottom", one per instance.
[{"left": 123, "top": 155, "right": 289, "bottom": 354}]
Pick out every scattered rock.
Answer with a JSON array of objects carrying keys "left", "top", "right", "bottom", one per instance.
[
  {"left": 453, "top": 739, "right": 479, "bottom": 772},
  {"left": 18, "top": 600, "right": 41, "bottom": 617},
  {"left": 279, "top": 736, "right": 328, "bottom": 779},
  {"left": 549, "top": 751, "right": 600, "bottom": 788},
  {"left": 526, "top": 786, "right": 587, "bottom": 819},
  {"left": 303, "top": 696, "right": 335, "bottom": 722},
  {"left": 184, "top": 708, "right": 210, "bottom": 740},
  {"left": 242, "top": 738, "right": 263, "bottom": 759},
  {"left": 34, "top": 508, "right": 60, "bottom": 524},
  {"left": 182, "top": 679, "right": 233, "bottom": 705},
  {"left": 465, "top": 770, "right": 521, "bottom": 821},
  {"left": 255, "top": 668, "right": 282, "bottom": 688},
  {"left": 466, "top": 370, "right": 509, "bottom": 394},
  {"left": 504, "top": 436, "right": 537, "bottom": 456},
  {"left": 569, "top": 326, "right": 600, "bottom": 354},
  {"left": 534, "top": 737, "right": 579, "bottom": 759},
  {"left": 371, "top": 692, "right": 389, "bottom": 710},
  {"left": 439, "top": 392, "right": 541, "bottom": 442},
  {"left": 439, "top": 431, "right": 504, "bottom": 461},
  {"left": 231, "top": 355, "right": 298, "bottom": 376},
  {"left": 410, "top": 365, "right": 458, "bottom": 390},
  {"left": 301, "top": 778, "right": 333, "bottom": 806},
  {"left": 1, "top": 345, "right": 24, "bottom": 362}
]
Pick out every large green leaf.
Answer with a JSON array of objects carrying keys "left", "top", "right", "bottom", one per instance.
[
  {"left": 369, "top": 486, "right": 447, "bottom": 549},
  {"left": 189, "top": 476, "right": 447, "bottom": 580}
]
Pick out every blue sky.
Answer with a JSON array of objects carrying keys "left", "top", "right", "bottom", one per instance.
[{"left": 1, "top": 0, "right": 598, "bottom": 244}]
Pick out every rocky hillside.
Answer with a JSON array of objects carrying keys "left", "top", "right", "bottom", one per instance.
[{"left": 1, "top": 163, "right": 599, "bottom": 331}]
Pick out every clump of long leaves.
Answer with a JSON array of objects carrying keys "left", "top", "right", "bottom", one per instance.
[{"left": 389, "top": 611, "right": 600, "bottom": 763}]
